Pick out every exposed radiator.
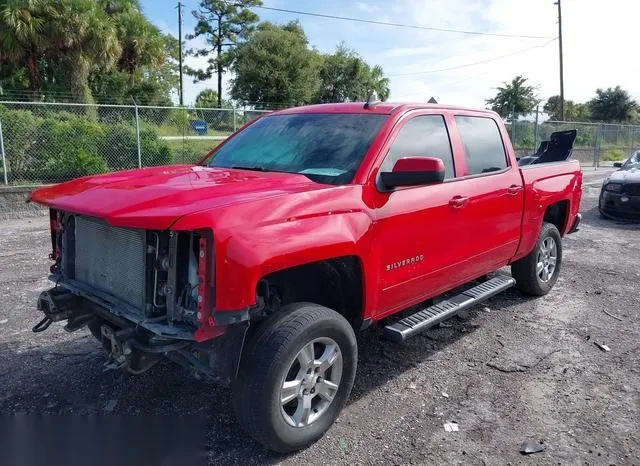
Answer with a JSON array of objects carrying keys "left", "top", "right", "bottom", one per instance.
[{"left": 73, "top": 216, "right": 146, "bottom": 307}]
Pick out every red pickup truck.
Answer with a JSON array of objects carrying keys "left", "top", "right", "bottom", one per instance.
[{"left": 30, "top": 102, "right": 582, "bottom": 452}]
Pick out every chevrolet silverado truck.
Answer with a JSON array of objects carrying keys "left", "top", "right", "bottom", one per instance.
[{"left": 29, "top": 101, "right": 582, "bottom": 452}]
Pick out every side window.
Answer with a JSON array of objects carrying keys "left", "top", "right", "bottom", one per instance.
[
  {"left": 454, "top": 116, "right": 508, "bottom": 175},
  {"left": 382, "top": 115, "right": 455, "bottom": 179}
]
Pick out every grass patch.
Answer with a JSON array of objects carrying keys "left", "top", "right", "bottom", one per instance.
[
  {"left": 152, "top": 123, "right": 231, "bottom": 138},
  {"left": 601, "top": 149, "right": 627, "bottom": 161},
  {"left": 165, "top": 139, "right": 224, "bottom": 164}
]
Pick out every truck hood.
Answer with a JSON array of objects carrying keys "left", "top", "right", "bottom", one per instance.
[{"left": 29, "top": 165, "right": 328, "bottom": 230}]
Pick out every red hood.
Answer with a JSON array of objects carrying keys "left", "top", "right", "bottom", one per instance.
[{"left": 29, "top": 165, "right": 327, "bottom": 230}]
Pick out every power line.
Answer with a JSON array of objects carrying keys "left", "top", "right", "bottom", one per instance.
[
  {"left": 387, "top": 38, "right": 558, "bottom": 77},
  {"left": 254, "top": 5, "right": 554, "bottom": 39}
]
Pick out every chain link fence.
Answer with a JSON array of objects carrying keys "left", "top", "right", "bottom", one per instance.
[
  {"left": 507, "top": 117, "right": 640, "bottom": 167},
  {"left": 0, "top": 101, "right": 269, "bottom": 185},
  {"left": 2, "top": 100, "right": 639, "bottom": 186}
]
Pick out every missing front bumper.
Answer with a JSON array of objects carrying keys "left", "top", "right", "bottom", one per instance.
[{"left": 34, "top": 287, "right": 248, "bottom": 382}]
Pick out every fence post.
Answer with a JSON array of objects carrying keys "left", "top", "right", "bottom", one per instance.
[
  {"left": 132, "top": 98, "right": 142, "bottom": 168},
  {"left": 594, "top": 124, "right": 603, "bottom": 169},
  {"left": 233, "top": 107, "right": 237, "bottom": 132},
  {"left": 533, "top": 105, "right": 539, "bottom": 152},
  {"left": 0, "top": 119, "right": 7, "bottom": 185}
]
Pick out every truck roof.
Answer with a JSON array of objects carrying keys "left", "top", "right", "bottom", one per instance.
[{"left": 273, "top": 102, "right": 496, "bottom": 116}]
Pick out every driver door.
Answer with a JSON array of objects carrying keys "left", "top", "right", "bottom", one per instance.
[{"left": 372, "top": 113, "right": 469, "bottom": 316}]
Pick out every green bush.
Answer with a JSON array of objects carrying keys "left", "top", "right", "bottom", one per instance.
[
  {"left": 0, "top": 106, "right": 177, "bottom": 184},
  {"left": 41, "top": 118, "right": 107, "bottom": 179},
  {"left": 0, "top": 107, "right": 42, "bottom": 178},
  {"left": 140, "top": 128, "right": 172, "bottom": 167},
  {"left": 102, "top": 124, "right": 139, "bottom": 170},
  {"left": 102, "top": 125, "right": 173, "bottom": 170},
  {"left": 601, "top": 149, "right": 627, "bottom": 161}
]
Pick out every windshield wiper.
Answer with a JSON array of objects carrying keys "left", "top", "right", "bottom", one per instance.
[{"left": 229, "top": 165, "right": 269, "bottom": 172}]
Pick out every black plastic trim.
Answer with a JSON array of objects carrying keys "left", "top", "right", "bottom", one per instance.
[
  {"left": 568, "top": 213, "right": 581, "bottom": 233},
  {"left": 214, "top": 308, "right": 250, "bottom": 325}
]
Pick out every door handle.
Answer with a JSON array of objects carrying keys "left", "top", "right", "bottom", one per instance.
[
  {"left": 449, "top": 195, "right": 469, "bottom": 208},
  {"left": 507, "top": 185, "right": 523, "bottom": 195}
]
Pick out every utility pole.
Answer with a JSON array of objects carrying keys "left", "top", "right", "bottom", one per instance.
[
  {"left": 178, "top": 2, "right": 184, "bottom": 107},
  {"left": 555, "top": 0, "right": 564, "bottom": 121},
  {"left": 533, "top": 105, "right": 540, "bottom": 151}
]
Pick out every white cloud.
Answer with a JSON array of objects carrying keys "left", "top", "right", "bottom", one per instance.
[
  {"left": 381, "top": 45, "right": 440, "bottom": 58},
  {"left": 175, "top": 0, "right": 640, "bottom": 110},
  {"left": 356, "top": 2, "right": 378, "bottom": 13},
  {"left": 358, "top": 0, "right": 640, "bottom": 109}
]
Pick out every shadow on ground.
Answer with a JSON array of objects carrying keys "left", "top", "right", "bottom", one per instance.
[
  {"left": 0, "top": 283, "right": 532, "bottom": 465},
  {"left": 580, "top": 205, "right": 640, "bottom": 231}
]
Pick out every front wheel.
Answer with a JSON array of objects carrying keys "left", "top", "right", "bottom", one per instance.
[
  {"left": 232, "top": 303, "right": 357, "bottom": 453},
  {"left": 511, "top": 222, "right": 562, "bottom": 296}
]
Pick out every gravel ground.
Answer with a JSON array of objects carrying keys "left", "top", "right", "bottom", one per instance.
[{"left": 1, "top": 167, "right": 639, "bottom": 465}]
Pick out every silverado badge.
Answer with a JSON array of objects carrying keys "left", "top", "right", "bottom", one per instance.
[{"left": 386, "top": 255, "right": 424, "bottom": 271}]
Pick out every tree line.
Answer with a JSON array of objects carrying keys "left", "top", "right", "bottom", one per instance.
[
  {"left": 2, "top": 0, "right": 635, "bottom": 123},
  {"left": 486, "top": 76, "right": 640, "bottom": 124},
  {"left": 0, "top": 0, "right": 178, "bottom": 106},
  {"left": 0, "top": 0, "right": 389, "bottom": 108},
  {"left": 187, "top": 0, "right": 389, "bottom": 108}
]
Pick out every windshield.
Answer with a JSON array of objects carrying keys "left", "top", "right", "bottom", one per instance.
[
  {"left": 622, "top": 152, "right": 640, "bottom": 170},
  {"left": 205, "top": 113, "right": 387, "bottom": 185}
]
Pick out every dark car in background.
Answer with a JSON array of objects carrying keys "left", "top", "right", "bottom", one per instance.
[{"left": 599, "top": 152, "right": 640, "bottom": 220}]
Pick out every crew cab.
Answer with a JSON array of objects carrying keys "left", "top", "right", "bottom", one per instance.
[{"left": 29, "top": 101, "right": 582, "bottom": 452}]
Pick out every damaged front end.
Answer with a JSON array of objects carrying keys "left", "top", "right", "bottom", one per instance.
[{"left": 34, "top": 209, "right": 248, "bottom": 383}]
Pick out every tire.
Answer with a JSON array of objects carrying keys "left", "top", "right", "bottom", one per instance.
[
  {"left": 511, "top": 222, "right": 562, "bottom": 296},
  {"left": 232, "top": 303, "right": 357, "bottom": 453}
]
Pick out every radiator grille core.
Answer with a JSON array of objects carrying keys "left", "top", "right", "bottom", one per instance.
[{"left": 73, "top": 216, "right": 146, "bottom": 307}]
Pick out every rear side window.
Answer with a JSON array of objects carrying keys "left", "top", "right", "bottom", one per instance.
[
  {"left": 383, "top": 115, "right": 455, "bottom": 179},
  {"left": 455, "top": 116, "right": 507, "bottom": 175}
]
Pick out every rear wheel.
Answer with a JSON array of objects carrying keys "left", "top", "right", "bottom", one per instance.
[
  {"left": 511, "top": 222, "right": 562, "bottom": 296},
  {"left": 232, "top": 303, "right": 357, "bottom": 453}
]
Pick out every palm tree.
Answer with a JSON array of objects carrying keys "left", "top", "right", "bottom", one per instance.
[
  {"left": 0, "top": 0, "right": 51, "bottom": 97},
  {"left": 0, "top": 0, "right": 120, "bottom": 103},
  {"left": 47, "top": 0, "right": 121, "bottom": 103},
  {"left": 369, "top": 65, "right": 390, "bottom": 101},
  {"left": 485, "top": 75, "right": 539, "bottom": 120},
  {"left": 99, "top": 0, "right": 164, "bottom": 75},
  {"left": 195, "top": 89, "right": 220, "bottom": 108}
]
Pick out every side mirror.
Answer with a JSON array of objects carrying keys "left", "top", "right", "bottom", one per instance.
[
  {"left": 613, "top": 162, "right": 623, "bottom": 168},
  {"left": 379, "top": 156, "right": 445, "bottom": 190}
]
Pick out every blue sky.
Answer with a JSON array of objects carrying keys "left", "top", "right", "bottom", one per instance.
[{"left": 140, "top": 0, "right": 639, "bottom": 109}]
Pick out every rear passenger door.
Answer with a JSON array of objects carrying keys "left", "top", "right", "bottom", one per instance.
[{"left": 448, "top": 115, "right": 524, "bottom": 280}]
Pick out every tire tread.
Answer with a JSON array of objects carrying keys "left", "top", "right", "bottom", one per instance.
[{"left": 511, "top": 222, "right": 562, "bottom": 296}]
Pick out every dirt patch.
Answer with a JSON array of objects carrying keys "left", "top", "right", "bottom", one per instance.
[{"left": 1, "top": 171, "right": 638, "bottom": 465}]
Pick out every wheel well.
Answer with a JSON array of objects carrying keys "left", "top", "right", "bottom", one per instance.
[
  {"left": 544, "top": 200, "right": 569, "bottom": 234},
  {"left": 259, "top": 256, "right": 364, "bottom": 328}
]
